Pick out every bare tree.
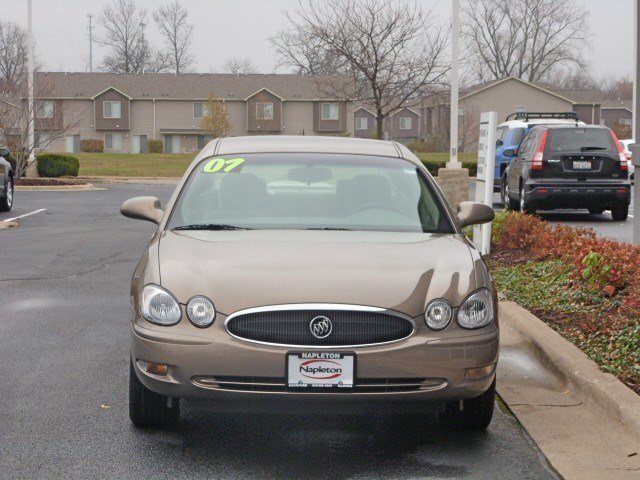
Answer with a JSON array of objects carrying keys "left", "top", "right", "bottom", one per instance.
[
  {"left": 271, "top": 28, "right": 349, "bottom": 74},
  {"left": 99, "top": 0, "right": 162, "bottom": 73},
  {"left": 223, "top": 57, "right": 255, "bottom": 75},
  {"left": 272, "top": 0, "right": 449, "bottom": 139},
  {"left": 0, "top": 79, "right": 79, "bottom": 178},
  {"left": 153, "top": 1, "right": 195, "bottom": 74},
  {"left": 462, "top": 0, "right": 589, "bottom": 83},
  {"left": 0, "top": 21, "right": 28, "bottom": 88}
]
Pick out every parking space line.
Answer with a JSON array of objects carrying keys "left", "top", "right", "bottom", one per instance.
[{"left": 4, "top": 208, "right": 47, "bottom": 222}]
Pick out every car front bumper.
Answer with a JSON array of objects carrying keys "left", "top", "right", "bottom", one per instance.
[{"left": 131, "top": 315, "right": 499, "bottom": 413}]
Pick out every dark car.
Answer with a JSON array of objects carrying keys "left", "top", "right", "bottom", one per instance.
[
  {"left": 0, "top": 147, "right": 14, "bottom": 212},
  {"left": 501, "top": 125, "right": 631, "bottom": 221}
]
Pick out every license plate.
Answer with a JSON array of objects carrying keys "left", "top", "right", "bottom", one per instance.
[
  {"left": 573, "top": 160, "right": 591, "bottom": 169},
  {"left": 287, "top": 352, "right": 354, "bottom": 389}
]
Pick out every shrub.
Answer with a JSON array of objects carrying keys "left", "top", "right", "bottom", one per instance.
[
  {"left": 4, "top": 152, "right": 17, "bottom": 171},
  {"left": 407, "top": 141, "right": 428, "bottom": 153},
  {"left": 80, "top": 139, "right": 104, "bottom": 153},
  {"left": 147, "top": 139, "right": 163, "bottom": 153},
  {"left": 37, "top": 153, "right": 79, "bottom": 177}
]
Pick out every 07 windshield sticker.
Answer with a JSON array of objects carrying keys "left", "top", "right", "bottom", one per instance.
[{"left": 203, "top": 157, "right": 245, "bottom": 173}]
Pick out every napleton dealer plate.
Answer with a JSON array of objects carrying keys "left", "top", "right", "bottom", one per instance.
[{"left": 287, "top": 352, "right": 355, "bottom": 389}]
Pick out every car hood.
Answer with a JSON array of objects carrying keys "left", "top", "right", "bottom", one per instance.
[{"left": 158, "top": 230, "right": 477, "bottom": 317}]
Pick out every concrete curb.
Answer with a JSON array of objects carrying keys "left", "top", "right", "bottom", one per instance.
[
  {"left": 15, "top": 183, "right": 105, "bottom": 192},
  {"left": 78, "top": 176, "right": 180, "bottom": 184},
  {"left": 500, "top": 300, "right": 640, "bottom": 440}
]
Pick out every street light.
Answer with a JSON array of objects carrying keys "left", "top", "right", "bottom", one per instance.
[
  {"left": 447, "top": 0, "right": 461, "bottom": 169},
  {"left": 633, "top": 0, "right": 640, "bottom": 245},
  {"left": 27, "top": 0, "right": 35, "bottom": 164}
]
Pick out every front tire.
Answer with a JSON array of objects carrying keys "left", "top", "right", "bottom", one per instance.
[
  {"left": 441, "top": 378, "right": 496, "bottom": 431},
  {"left": 611, "top": 204, "right": 628, "bottom": 221},
  {"left": 129, "top": 359, "right": 180, "bottom": 428},
  {"left": 519, "top": 184, "right": 535, "bottom": 214},
  {"left": 0, "top": 177, "right": 13, "bottom": 212}
]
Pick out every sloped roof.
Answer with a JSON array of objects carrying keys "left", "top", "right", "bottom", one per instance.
[
  {"left": 460, "top": 76, "right": 575, "bottom": 103},
  {"left": 602, "top": 99, "right": 633, "bottom": 110},
  {"left": 34, "top": 72, "right": 354, "bottom": 101},
  {"left": 546, "top": 88, "right": 605, "bottom": 104}
]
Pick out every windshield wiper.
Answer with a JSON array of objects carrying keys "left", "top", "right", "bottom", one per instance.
[
  {"left": 305, "top": 227, "right": 353, "bottom": 231},
  {"left": 172, "top": 223, "right": 252, "bottom": 231},
  {"left": 580, "top": 146, "right": 607, "bottom": 151}
]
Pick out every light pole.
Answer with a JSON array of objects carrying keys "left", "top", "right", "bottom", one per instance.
[
  {"left": 27, "top": 0, "right": 35, "bottom": 163},
  {"left": 88, "top": 14, "right": 94, "bottom": 73},
  {"left": 447, "top": 0, "right": 461, "bottom": 169}
]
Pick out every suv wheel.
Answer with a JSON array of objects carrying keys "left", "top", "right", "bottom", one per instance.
[
  {"left": 501, "top": 177, "right": 519, "bottom": 210},
  {"left": 129, "top": 359, "right": 180, "bottom": 427},
  {"left": 440, "top": 378, "right": 496, "bottom": 431},
  {"left": 519, "top": 184, "right": 535, "bottom": 214},
  {"left": 611, "top": 204, "right": 628, "bottom": 221},
  {"left": 0, "top": 176, "right": 13, "bottom": 212}
]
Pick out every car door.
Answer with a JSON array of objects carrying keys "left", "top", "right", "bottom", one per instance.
[{"left": 508, "top": 131, "right": 534, "bottom": 192}]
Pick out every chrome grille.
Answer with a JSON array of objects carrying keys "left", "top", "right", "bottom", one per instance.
[
  {"left": 192, "top": 376, "right": 446, "bottom": 393},
  {"left": 225, "top": 305, "right": 415, "bottom": 347}
]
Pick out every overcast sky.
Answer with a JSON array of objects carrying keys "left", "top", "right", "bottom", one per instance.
[{"left": 3, "top": 0, "right": 635, "bottom": 79}]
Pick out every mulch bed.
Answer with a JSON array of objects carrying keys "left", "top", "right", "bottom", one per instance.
[{"left": 15, "top": 178, "right": 87, "bottom": 186}]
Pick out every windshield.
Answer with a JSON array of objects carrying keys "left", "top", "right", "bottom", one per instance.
[
  {"left": 167, "top": 153, "right": 454, "bottom": 233},
  {"left": 547, "top": 128, "right": 616, "bottom": 153}
]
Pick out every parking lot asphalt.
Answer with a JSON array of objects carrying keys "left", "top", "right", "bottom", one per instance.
[{"left": 0, "top": 184, "right": 559, "bottom": 480}]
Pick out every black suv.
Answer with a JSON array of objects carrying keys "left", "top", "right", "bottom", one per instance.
[
  {"left": 0, "top": 147, "right": 14, "bottom": 212},
  {"left": 501, "top": 125, "right": 631, "bottom": 221}
]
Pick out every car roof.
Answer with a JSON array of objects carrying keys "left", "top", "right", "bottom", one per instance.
[
  {"left": 204, "top": 135, "right": 403, "bottom": 158},
  {"left": 498, "top": 118, "right": 586, "bottom": 128}
]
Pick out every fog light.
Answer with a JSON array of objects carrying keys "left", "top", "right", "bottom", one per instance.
[
  {"left": 145, "top": 361, "right": 168, "bottom": 376},
  {"left": 466, "top": 364, "right": 495, "bottom": 380}
]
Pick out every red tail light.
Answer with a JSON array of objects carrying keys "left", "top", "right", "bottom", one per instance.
[
  {"left": 611, "top": 131, "right": 628, "bottom": 171},
  {"left": 532, "top": 130, "right": 548, "bottom": 171}
]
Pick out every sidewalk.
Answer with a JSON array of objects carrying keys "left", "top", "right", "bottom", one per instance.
[{"left": 498, "top": 300, "right": 640, "bottom": 480}]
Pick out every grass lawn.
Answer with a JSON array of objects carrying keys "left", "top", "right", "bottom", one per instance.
[
  {"left": 75, "top": 152, "right": 195, "bottom": 177},
  {"left": 71, "top": 151, "right": 478, "bottom": 178}
]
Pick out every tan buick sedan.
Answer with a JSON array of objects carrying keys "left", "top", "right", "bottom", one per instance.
[{"left": 121, "top": 136, "right": 497, "bottom": 430}]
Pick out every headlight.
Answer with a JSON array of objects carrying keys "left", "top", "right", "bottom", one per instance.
[
  {"left": 457, "top": 288, "right": 494, "bottom": 329},
  {"left": 425, "top": 299, "right": 452, "bottom": 330},
  {"left": 141, "top": 284, "right": 182, "bottom": 326},
  {"left": 186, "top": 296, "right": 216, "bottom": 328}
]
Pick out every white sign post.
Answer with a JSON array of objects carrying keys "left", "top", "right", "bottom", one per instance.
[{"left": 473, "top": 111, "right": 498, "bottom": 255}]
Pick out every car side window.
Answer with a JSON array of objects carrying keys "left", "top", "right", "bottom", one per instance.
[{"left": 519, "top": 132, "right": 535, "bottom": 157}]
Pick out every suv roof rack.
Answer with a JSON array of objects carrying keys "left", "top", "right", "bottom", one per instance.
[{"left": 505, "top": 112, "right": 578, "bottom": 122}]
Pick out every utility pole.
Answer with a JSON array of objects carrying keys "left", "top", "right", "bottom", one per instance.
[
  {"left": 447, "top": 0, "right": 461, "bottom": 169},
  {"left": 27, "top": 0, "right": 35, "bottom": 163},
  {"left": 87, "top": 14, "right": 94, "bottom": 73}
]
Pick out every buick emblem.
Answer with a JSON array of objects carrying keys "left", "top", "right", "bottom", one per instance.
[{"left": 309, "top": 316, "right": 332, "bottom": 339}]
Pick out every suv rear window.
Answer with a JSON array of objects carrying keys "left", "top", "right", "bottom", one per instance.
[
  {"left": 547, "top": 128, "right": 616, "bottom": 153},
  {"left": 509, "top": 128, "right": 526, "bottom": 145}
]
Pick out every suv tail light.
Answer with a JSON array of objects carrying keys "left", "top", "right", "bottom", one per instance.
[
  {"left": 611, "top": 131, "right": 628, "bottom": 171},
  {"left": 532, "top": 130, "right": 549, "bottom": 171}
]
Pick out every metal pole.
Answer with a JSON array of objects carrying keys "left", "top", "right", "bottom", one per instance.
[
  {"left": 88, "top": 14, "right": 94, "bottom": 73},
  {"left": 633, "top": 0, "right": 640, "bottom": 245},
  {"left": 447, "top": 0, "right": 461, "bottom": 169},
  {"left": 27, "top": 0, "right": 35, "bottom": 163}
]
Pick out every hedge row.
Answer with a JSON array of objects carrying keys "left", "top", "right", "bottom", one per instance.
[
  {"left": 148, "top": 139, "right": 163, "bottom": 153},
  {"left": 37, "top": 153, "right": 79, "bottom": 177},
  {"left": 80, "top": 139, "right": 104, "bottom": 153},
  {"left": 422, "top": 160, "right": 478, "bottom": 177}
]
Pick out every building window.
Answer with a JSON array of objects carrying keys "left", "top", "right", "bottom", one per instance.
[
  {"left": 355, "top": 117, "right": 368, "bottom": 130},
  {"left": 321, "top": 102, "right": 340, "bottom": 121},
  {"left": 36, "top": 101, "right": 54, "bottom": 119},
  {"left": 197, "top": 134, "right": 215, "bottom": 149},
  {"left": 35, "top": 132, "right": 52, "bottom": 149},
  {"left": 399, "top": 117, "right": 412, "bottom": 130},
  {"left": 256, "top": 102, "right": 274, "bottom": 120},
  {"left": 515, "top": 106, "right": 526, "bottom": 113},
  {"left": 103, "top": 101, "right": 122, "bottom": 119},
  {"left": 194, "top": 102, "right": 211, "bottom": 119},
  {"left": 105, "top": 133, "right": 122, "bottom": 149}
]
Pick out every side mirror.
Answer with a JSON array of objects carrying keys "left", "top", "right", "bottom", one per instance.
[
  {"left": 495, "top": 139, "right": 503, "bottom": 147},
  {"left": 120, "top": 196, "right": 163, "bottom": 224},
  {"left": 0, "top": 148, "right": 9, "bottom": 158},
  {"left": 457, "top": 201, "right": 495, "bottom": 228},
  {"left": 503, "top": 148, "right": 516, "bottom": 157}
]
